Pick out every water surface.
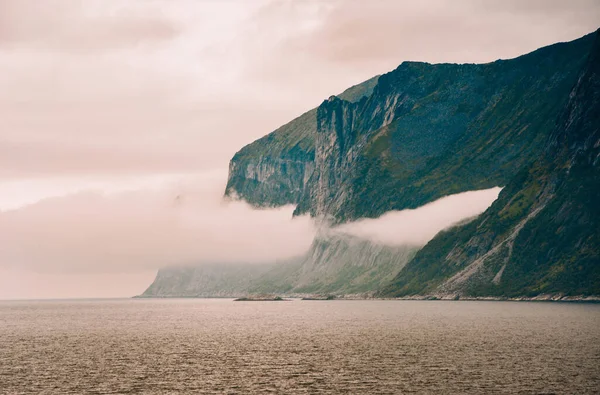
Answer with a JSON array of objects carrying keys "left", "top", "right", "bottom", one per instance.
[{"left": 1, "top": 299, "right": 599, "bottom": 394}]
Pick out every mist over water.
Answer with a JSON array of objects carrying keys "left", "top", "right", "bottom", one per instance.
[
  {"left": 0, "top": 173, "right": 501, "bottom": 299},
  {"left": 0, "top": 173, "right": 315, "bottom": 273}
]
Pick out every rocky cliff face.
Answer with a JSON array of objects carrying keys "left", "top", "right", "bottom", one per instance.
[
  {"left": 141, "top": 233, "right": 417, "bottom": 298},
  {"left": 224, "top": 76, "right": 379, "bottom": 207},
  {"left": 382, "top": 30, "right": 600, "bottom": 298},
  {"left": 303, "top": 96, "right": 365, "bottom": 218},
  {"left": 295, "top": 33, "right": 595, "bottom": 221},
  {"left": 224, "top": 108, "right": 317, "bottom": 207},
  {"left": 249, "top": 233, "right": 417, "bottom": 295}
]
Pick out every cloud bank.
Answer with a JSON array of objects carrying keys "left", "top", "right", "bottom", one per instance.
[
  {"left": 0, "top": 176, "right": 500, "bottom": 275},
  {"left": 0, "top": 175, "right": 500, "bottom": 298},
  {"left": 0, "top": 174, "right": 315, "bottom": 274},
  {"left": 0, "top": 0, "right": 598, "bottom": 180},
  {"left": 334, "top": 188, "right": 502, "bottom": 246}
]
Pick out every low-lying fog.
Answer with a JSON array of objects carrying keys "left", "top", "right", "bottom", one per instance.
[{"left": 0, "top": 172, "right": 500, "bottom": 299}]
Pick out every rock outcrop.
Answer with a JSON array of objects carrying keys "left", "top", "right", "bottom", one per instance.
[{"left": 224, "top": 76, "right": 379, "bottom": 208}]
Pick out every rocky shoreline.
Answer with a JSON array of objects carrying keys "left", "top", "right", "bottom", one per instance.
[
  {"left": 135, "top": 293, "right": 600, "bottom": 303},
  {"left": 327, "top": 293, "right": 600, "bottom": 302},
  {"left": 233, "top": 295, "right": 289, "bottom": 301},
  {"left": 388, "top": 294, "right": 600, "bottom": 303}
]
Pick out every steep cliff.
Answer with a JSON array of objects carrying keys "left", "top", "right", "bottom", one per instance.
[
  {"left": 140, "top": 233, "right": 417, "bottom": 298},
  {"left": 227, "top": 33, "right": 594, "bottom": 222},
  {"left": 382, "top": 30, "right": 600, "bottom": 298},
  {"left": 249, "top": 233, "right": 417, "bottom": 295},
  {"left": 224, "top": 76, "right": 379, "bottom": 207},
  {"left": 295, "top": 33, "right": 595, "bottom": 221}
]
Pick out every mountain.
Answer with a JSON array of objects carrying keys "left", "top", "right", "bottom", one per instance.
[
  {"left": 248, "top": 233, "right": 417, "bottom": 296},
  {"left": 224, "top": 75, "right": 379, "bottom": 208},
  {"left": 381, "top": 30, "right": 600, "bottom": 298},
  {"left": 228, "top": 33, "right": 595, "bottom": 223},
  {"left": 140, "top": 233, "right": 417, "bottom": 298},
  {"left": 141, "top": 264, "right": 276, "bottom": 298},
  {"left": 141, "top": 31, "right": 599, "bottom": 299}
]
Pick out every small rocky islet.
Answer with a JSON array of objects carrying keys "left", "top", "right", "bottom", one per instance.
[{"left": 233, "top": 295, "right": 289, "bottom": 302}]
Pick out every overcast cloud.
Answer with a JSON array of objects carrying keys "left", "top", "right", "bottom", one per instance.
[{"left": 1, "top": 0, "right": 598, "bottom": 181}]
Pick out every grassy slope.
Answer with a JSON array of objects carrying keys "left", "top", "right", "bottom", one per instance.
[
  {"left": 381, "top": 31, "right": 600, "bottom": 297},
  {"left": 338, "top": 33, "right": 595, "bottom": 221},
  {"left": 226, "top": 75, "right": 379, "bottom": 172}
]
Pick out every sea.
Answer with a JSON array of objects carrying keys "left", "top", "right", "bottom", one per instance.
[{"left": 1, "top": 298, "right": 599, "bottom": 394}]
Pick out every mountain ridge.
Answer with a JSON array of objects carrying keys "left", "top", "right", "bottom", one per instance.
[
  {"left": 227, "top": 32, "right": 595, "bottom": 223},
  {"left": 141, "top": 30, "right": 599, "bottom": 299}
]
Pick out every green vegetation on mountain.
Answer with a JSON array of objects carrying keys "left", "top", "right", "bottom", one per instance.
[
  {"left": 381, "top": 30, "right": 600, "bottom": 297},
  {"left": 141, "top": 264, "right": 276, "bottom": 298},
  {"left": 248, "top": 234, "right": 417, "bottom": 295},
  {"left": 225, "top": 34, "right": 595, "bottom": 223},
  {"left": 296, "top": 33, "right": 595, "bottom": 221},
  {"left": 143, "top": 31, "right": 599, "bottom": 299},
  {"left": 141, "top": 233, "right": 417, "bottom": 298},
  {"left": 224, "top": 76, "right": 379, "bottom": 207}
]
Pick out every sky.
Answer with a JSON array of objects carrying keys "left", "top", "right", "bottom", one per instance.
[{"left": 0, "top": 0, "right": 598, "bottom": 299}]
